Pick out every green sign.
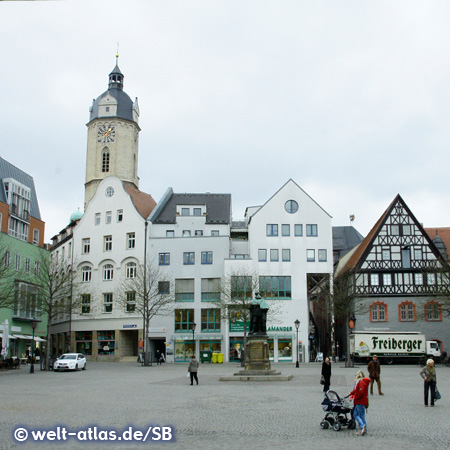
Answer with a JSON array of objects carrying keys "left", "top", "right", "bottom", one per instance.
[
  {"left": 229, "top": 320, "right": 250, "bottom": 332},
  {"left": 267, "top": 326, "right": 293, "bottom": 332}
]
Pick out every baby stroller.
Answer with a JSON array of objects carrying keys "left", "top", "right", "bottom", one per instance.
[{"left": 320, "top": 390, "right": 356, "bottom": 431}]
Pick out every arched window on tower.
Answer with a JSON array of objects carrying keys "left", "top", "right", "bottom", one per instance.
[{"left": 102, "top": 148, "right": 110, "bottom": 173}]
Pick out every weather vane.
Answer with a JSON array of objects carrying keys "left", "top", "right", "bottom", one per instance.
[{"left": 116, "top": 42, "right": 120, "bottom": 62}]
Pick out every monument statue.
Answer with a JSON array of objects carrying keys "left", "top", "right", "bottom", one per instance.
[{"left": 249, "top": 292, "right": 269, "bottom": 335}]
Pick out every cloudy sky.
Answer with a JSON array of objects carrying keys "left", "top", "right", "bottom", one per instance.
[{"left": 1, "top": 0, "right": 450, "bottom": 242}]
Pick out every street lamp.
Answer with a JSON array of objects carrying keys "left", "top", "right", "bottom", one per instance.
[
  {"left": 190, "top": 322, "right": 196, "bottom": 357},
  {"left": 347, "top": 314, "right": 356, "bottom": 368},
  {"left": 294, "top": 319, "right": 300, "bottom": 368},
  {"left": 30, "top": 319, "right": 38, "bottom": 374}
]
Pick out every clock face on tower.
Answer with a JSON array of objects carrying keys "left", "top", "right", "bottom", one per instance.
[{"left": 97, "top": 124, "right": 116, "bottom": 143}]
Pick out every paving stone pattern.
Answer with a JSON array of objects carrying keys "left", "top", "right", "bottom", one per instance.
[{"left": 1, "top": 362, "right": 448, "bottom": 450}]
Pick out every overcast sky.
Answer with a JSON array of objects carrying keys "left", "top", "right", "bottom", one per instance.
[{"left": 2, "top": 0, "right": 450, "bottom": 242}]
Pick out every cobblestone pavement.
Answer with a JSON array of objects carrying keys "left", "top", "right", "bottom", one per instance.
[{"left": 1, "top": 362, "right": 448, "bottom": 450}]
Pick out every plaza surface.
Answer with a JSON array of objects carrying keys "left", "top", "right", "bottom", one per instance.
[{"left": 1, "top": 361, "right": 448, "bottom": 450}]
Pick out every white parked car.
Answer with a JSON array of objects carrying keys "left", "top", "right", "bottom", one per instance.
[{"left": 53, "top": 353, "right": 87, "bottom": 371}]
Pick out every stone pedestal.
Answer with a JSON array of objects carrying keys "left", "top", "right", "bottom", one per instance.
[
  {"left": 219, "top": 334, "right": 293, "bottom": 381},
  {"left": 244, "top": 335, "right": 271, "bottom": 371}
]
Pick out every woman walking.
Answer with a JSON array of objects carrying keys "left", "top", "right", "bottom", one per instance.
[
  {"left": 321, "top": 357, "right": 332, "bottom": 392},
  {"left": 188, "top": 355, "right": 199, "bottom": 385},
  {"left": 420, "top": 359, "right": 437, "bottom": 407},
  {"left": 349, "top": 370, "right": 370, "bottom": 436}
]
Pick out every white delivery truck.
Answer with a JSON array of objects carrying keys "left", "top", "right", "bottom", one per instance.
[{"left": 350, "top": 332, "right": 441, "bottom": 364}]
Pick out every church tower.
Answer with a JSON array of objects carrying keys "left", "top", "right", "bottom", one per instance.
[{"left": 84, "top": 54, "right": 140, "bottom": 207}]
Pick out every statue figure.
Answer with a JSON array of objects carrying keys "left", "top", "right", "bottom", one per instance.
[{"left": 249, "top": 292, "right": 269, "bottom": 335}]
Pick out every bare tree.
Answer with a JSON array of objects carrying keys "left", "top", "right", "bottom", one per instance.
[
  {"left": 33, "top": 250, "right": 80, "bottom": 370},
  {"left": 118, "top": 261, "right": 175, "bottom": 366},
  {"left": 214, "top": 268, "right": 281, "bottom": 365},
  {"left": 417, "top": 262, "right": 450, "bottom": 319},
  {"left": 0, "top": 236, "right": 16, "bottom": 310}
]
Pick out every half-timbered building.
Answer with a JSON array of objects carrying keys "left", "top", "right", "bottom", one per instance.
[{"left": 335, "top": 194, "right": 450, "bottom": 358}]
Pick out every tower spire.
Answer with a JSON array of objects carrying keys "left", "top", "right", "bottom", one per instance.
[{"left": 109, "top": 46, "right": 123, "bottom": 90}]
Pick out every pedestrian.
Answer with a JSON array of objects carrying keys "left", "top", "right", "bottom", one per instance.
[
  {"left": 321, "top": 357, "right": 332, "bottom": 392},
  {"left": 188, "top": 355, "right": 199, "bottom": 385},
  {"left": 159, "top": 352, "right": 165, "bottom": 364},
  {"left": 349, "top": 370, "right": 370, "bottom": 436},
  {"left": 367, "top": 355, "right": 384, "bottom": 395},
  {"left": 156, "top": 350, "right": 161, "bottom": 365},
  {"left": 420, "top": 359, "right": 437, "bottom": 407}
]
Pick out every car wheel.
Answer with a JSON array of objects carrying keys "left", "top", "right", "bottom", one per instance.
[{"left": 82, "top": 363, "right": 86, "bottom": 370}]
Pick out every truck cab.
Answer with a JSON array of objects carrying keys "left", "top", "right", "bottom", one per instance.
[{"left": 426, "top": 340, "right": 441, "bottom": 361}]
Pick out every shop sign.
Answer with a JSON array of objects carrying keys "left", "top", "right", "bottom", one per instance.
[
  {"left": 123, "top": 324, "right": 137, "bottom": 328},
  {"left": 267, "top": 326, "right": 293, "bottom": 332},
  {"left": 229, "top": 320, "right": 250, "bottom": 332}
]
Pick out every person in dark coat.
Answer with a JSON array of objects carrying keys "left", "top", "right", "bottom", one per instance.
[
  {"left": 321, "top": 357, "right": 332, "bottom": 392},
  {"left": 367, "top": 355, "right": 384, "bottom": 395},
  {"left": 420, "top": 359, "right": 437, "bottom": 407},
  {"left": 188, "top": 356, "right": 199, "bottom": 385}
]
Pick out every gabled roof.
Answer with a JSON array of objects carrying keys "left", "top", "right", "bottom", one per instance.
[
  {"left": 0, "top": 156, "right": 41, "bottom": 220},
  {"left": 150, "top": 190, "right": 231, "bottom": 225},
  {"left": 123, "top": 183, "right": 157, "bottom": 219},
  {"left": 337, "top": 194, "right": 443, "bottom": 276},
  {"left": 248, "top": 179, "right": 332, "bottom": 224}
]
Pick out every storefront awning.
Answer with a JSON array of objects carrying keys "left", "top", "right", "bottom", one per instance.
[
  {"left": 170, "top": 334, "right": 223, "bottom": 341},
  {"left": 0, "top": 333, "right": 17, "bottom": 340},
  {"left": 12, "top": 334, "right": 31, "bottom": 340}
]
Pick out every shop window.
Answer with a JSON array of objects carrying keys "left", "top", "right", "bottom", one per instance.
[
  {"left": 97, "top": 330, "right": 115, "bottom": 355},
  {"left": 278, "top": 340, "right": 292, "bottom": 360},
  {"left": 75, "top": 331, "right": 92, "bottom": 355}
]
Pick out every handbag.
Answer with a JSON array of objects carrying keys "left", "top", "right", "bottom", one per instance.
[
  {"left": 320, "top": 375, "right": 325, "bottom": 385},
  {"left": 186, "top": 372, "right": 190, "bottom": 378},
  {"left": 434, "top": 386, "right": 441, "bottom": 401}
]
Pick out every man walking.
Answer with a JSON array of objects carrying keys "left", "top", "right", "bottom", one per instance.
[{"left": 367, "top": 355, "right": 384, "bottom": 395}]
